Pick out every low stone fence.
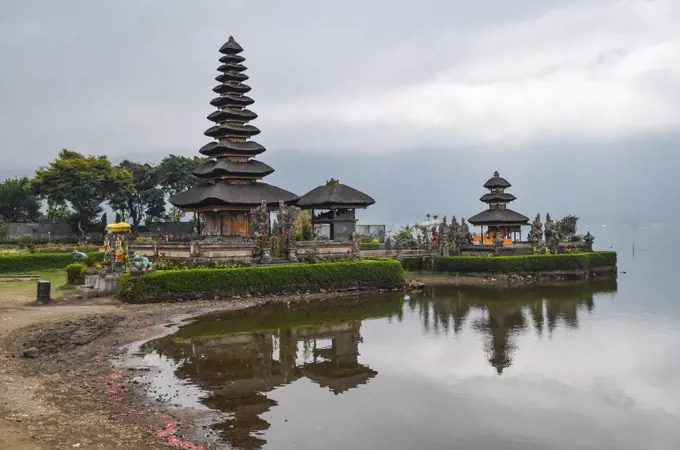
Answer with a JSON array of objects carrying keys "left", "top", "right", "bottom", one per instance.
[{"left": 130, "top": 240, "right": 355, "bottom": 262}]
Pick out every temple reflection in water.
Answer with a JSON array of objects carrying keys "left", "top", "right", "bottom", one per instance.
[{"left": 144, "top": 279, "right": 615, "bottom": 448}]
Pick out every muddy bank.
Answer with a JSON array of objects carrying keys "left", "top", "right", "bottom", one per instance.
[{"left": 0, "top": 287, "right": 402, "bottom": 450}]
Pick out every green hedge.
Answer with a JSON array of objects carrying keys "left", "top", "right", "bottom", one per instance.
[
  {"left": 119, "top": 259, "right": 406, "bottom": 304},
  {"left": 360, "top": 242, "right": 382, "bottom": 250},
  {"left": 66, "top": 263, "right": 86, "bottom": 285},
  {"left": 0, "top": 251, "right": 104, "bottom": 273},
  {"left": 401, "top": 251, "right": 617, "bottom": 273}
]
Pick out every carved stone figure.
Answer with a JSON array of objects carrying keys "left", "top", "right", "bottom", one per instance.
[
  {"left": 492, "top": 231, "right": 504, "bottom": 255},
  {"left": 528, "top": 213, "right": 543, "bottom": 244},
  {"left": 544, "top": 213, "right": 558, "bottom": 253},
  {"left": 114, "top": 236, "right": 125, "bottom": 263},
  {"left": 350, "top": 231, "right": 361, "bottom": 258},
  {"left": 583, "top": 231, "right": 594, "bottom": 251},
  {"left": 250, "top": 201, "right": 271, "bottom": 261},
  {"left": 132, "top": 254, "right": 153, "bottom": 271},
  {"left": 438, "top": 217, "right": 449, "bottom": 256},
  {"left": 72, "top": 250, "right": 88, "bottom": 262},
  {"left": 457, "top": 218, "right": 473, "bottom": 246}
]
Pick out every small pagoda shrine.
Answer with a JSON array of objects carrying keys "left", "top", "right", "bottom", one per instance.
[
  {"left": 297, "top": 178, "right": 375, "bottom": 241},
  {"left": 468, "top": 171, "right": 529, "bottom": 244},
  {"left": 169, "top": 37, "right": 298, "bottom": 239}
]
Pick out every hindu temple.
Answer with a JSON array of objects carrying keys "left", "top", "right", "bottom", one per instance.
[
  {"left": 297, "top": 178, "right": 375, "bottom": 241},
  {"left": 169, "top": 37, "right": 299, "bottom": 238},
  {"left": 468, "top": 171, "right": 529, "bottom": 244}
]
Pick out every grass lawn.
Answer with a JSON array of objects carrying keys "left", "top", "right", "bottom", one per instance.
[{"left": 0, "top": 270, "right": 71, "bottom": 300}]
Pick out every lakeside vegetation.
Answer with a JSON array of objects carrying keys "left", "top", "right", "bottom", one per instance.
[
  {"left": 401, "top": 251, "right": 616, "bottom": 273},
  {"left": 119, "top": 260, "right": 406, "bottom": 304}
]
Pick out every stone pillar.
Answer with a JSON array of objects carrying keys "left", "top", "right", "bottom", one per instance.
[
  {"left": 262, "top": 248, "right": 272, "bottom": 264},
  {"left": 36, "top": 280, "right": 51, "bottom": 304}
]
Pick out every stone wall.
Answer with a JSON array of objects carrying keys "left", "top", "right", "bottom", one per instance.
[
  {"left": 355, "top": 224, "right": 386, "bottom": 241},
  {"left": 0, "top": 221, "right": 196, "bottom": 243}
]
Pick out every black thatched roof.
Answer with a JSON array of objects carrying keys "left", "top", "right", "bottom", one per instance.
[
  {"left": 468, "top": 209, "right": 530, "bottom": 226},
  {"left": 199, "top": 140, "right": 266, "bottom": 157},
  {"left": 213, "top": 82, "right": 251, "bottom": 95},
  {"left": 207, "top": 107, "right": 258, "bottom": 123},
  {"left": 204, "top": 123, "right": 261, "bottom": 139},
  {"left": 480, "top": 192, "right": 516, "bottom": 203},
  {"left": 219, "top": 36, "right": 243, "bottom": 55},
  {"left": 210, "top": 94, "right": 254, "bottom": 108},
  {"left": 215, "top": 71, "right": 249, "bottom": 83},
  {"left": 169, "top": 182, "right": 299, "bottom": 209},
  {"left": 297, "top": 178, "right": 375, "bottom": 209},
  {"left": 483, "top": 171, "right": 512, "bottom": 189},
  {"left": 193, "top": 159, "right": 274, "bottom": 179},
  {"left": 218, "top": 54, "right": 245, "bottom": 64}
]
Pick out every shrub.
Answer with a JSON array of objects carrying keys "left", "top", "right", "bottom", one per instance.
[
  {"left": 119, "top": 259, "right": 405, "bottom": 303},
  {"left": 0, "top": 251, "right": 104, "bottom": 273},
  {"left": 401, "top": 251, "right": 617, "bottom": 274},
  {"left": 360, "top": 242, "right": 382, "bottom": 251},
  {"left": 135, "top": 237, "right": 154, "bottom": 244},
  {"left": 36, "top": 245, "right": 100, "bottom": 254},
  {"left": 66, "top": 263, "right": 86, "bottom": 285}
]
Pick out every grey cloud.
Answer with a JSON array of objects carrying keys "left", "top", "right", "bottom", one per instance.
[{"left": 0, "top": 0, "right": 674, "bottom": 227}]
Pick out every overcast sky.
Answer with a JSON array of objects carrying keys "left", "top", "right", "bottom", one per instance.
[{"left": 1, "top": 0, "right": 678, "bottom": 227}]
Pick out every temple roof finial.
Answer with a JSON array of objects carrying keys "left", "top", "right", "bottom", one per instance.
[{"left": 493, "top": 170, "right": 500, "bottom": 178}]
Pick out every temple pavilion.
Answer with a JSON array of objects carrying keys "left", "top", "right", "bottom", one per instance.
[
  {"left": 169, "top": 37, "right": 298, "bottom": 237},
  {"left": 468, "top": 171, "right": 529, "bottom": 244},
  {"left": 297, "top": 178, "right": 375, "bottom": 241}
]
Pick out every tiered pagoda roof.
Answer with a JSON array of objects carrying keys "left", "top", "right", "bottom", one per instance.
[
  {"left": 297, "top": 178, "right": 375, "bottom": 209},
  {"left": 468, "top": 171, "right": 529, "bottom": 226},
  {"left": 169, "top": 37, "right": 298, "bottom": 210}
]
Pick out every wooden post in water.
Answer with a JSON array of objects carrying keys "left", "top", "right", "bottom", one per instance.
[{"left": 36, "top": 280, "right": 51, "bottom": 304}]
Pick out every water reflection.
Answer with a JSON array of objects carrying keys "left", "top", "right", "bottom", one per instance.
[{"left": 142, "top": 279, "right": 617, "bottom": 449}]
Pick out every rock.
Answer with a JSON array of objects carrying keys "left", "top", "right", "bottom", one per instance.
[
  {"left": 23, "top": 347, "right": 39, "bottom": 359},
  {"left": 408, "top": 280, "right": 425, "bottom": 290}
]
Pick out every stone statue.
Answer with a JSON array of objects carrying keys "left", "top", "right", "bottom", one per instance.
[
  {"left": 132, "top": 254, "right": 153, "bottom": 271},
  {"left": 492, "top": 231, "right": 504, "bottom": 255},
  {"left": 438, "top": 217, "right": 449, "bottom": 256},
  {"left": 448, "top": 216, "right": 460, "bottom": 255},
  {"left": 114, "top": 236, "right": 125, "bottom": 263},
  {"left": 72, "top": 250, "right": 88, "bottom": 262},
  {"left": 276, "top": 200, "right": 301, "bottom": 261},
  {"left": 384, "top": 235, "right": 392, "bottom": 253},
  {"left": 250, "top": 201, "right": 271, "bottom": 263},
  {"left": 583, "top": 231, "right": 594, "bottom": 251},
  {"left": 544, "top": 213, "right": 558, "bottom": 253},
  {"left": 457, "top": 218, "right": 473, "bottom": 246},
  {"left": 528, "top": 213, "right": 543, "bottom": 244},
  {"left": 350, "top": 231, "right": 361, "bottom": 258}
]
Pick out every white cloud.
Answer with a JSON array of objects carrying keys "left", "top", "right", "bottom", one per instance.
[{"left": 263, "top": 0, "right": 680, "bottom": 151}]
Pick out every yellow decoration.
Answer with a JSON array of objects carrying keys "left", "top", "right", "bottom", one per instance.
[{"left": 105, "top": 222, "right": 132, "bottom": 233}]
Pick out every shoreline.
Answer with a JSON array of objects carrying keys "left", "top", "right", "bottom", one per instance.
[
  {"left": 0, "top": 288, "right": 401, "bottom": 450},
  {"left": 0, "top": 272, "right": 616, "bottom": 449}
]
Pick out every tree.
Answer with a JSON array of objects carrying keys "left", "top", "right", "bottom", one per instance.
[
  {"left": 296, "top": 210, "right": 312, "bottom": 240},
  {"left": 166, "top": 207, "right": 185, "bottom": 224},
  {"left": 555, "top": 214, "right": 579, "bottom": 240},
  {"left": 0, "top": 177, "right": 41, "bottom": 222},
  {"left": 394, "top": 224, "right": 416, "bottom": 247},
  {"left": 30, "top": 149, "right": 131, "bottom": 235},
  {"left": 108, "top": 160, "right": 165, "bottom": 230},
  {"left": 153, "top": 154, "right": 206, "bottom": 197},
  {"left": 154, "top": 154, "right": 206, "bottom": 228}
]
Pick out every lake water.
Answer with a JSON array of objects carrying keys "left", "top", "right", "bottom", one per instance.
[{"left": 134, "top": 225, "right": 680, "bottom": 450}]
